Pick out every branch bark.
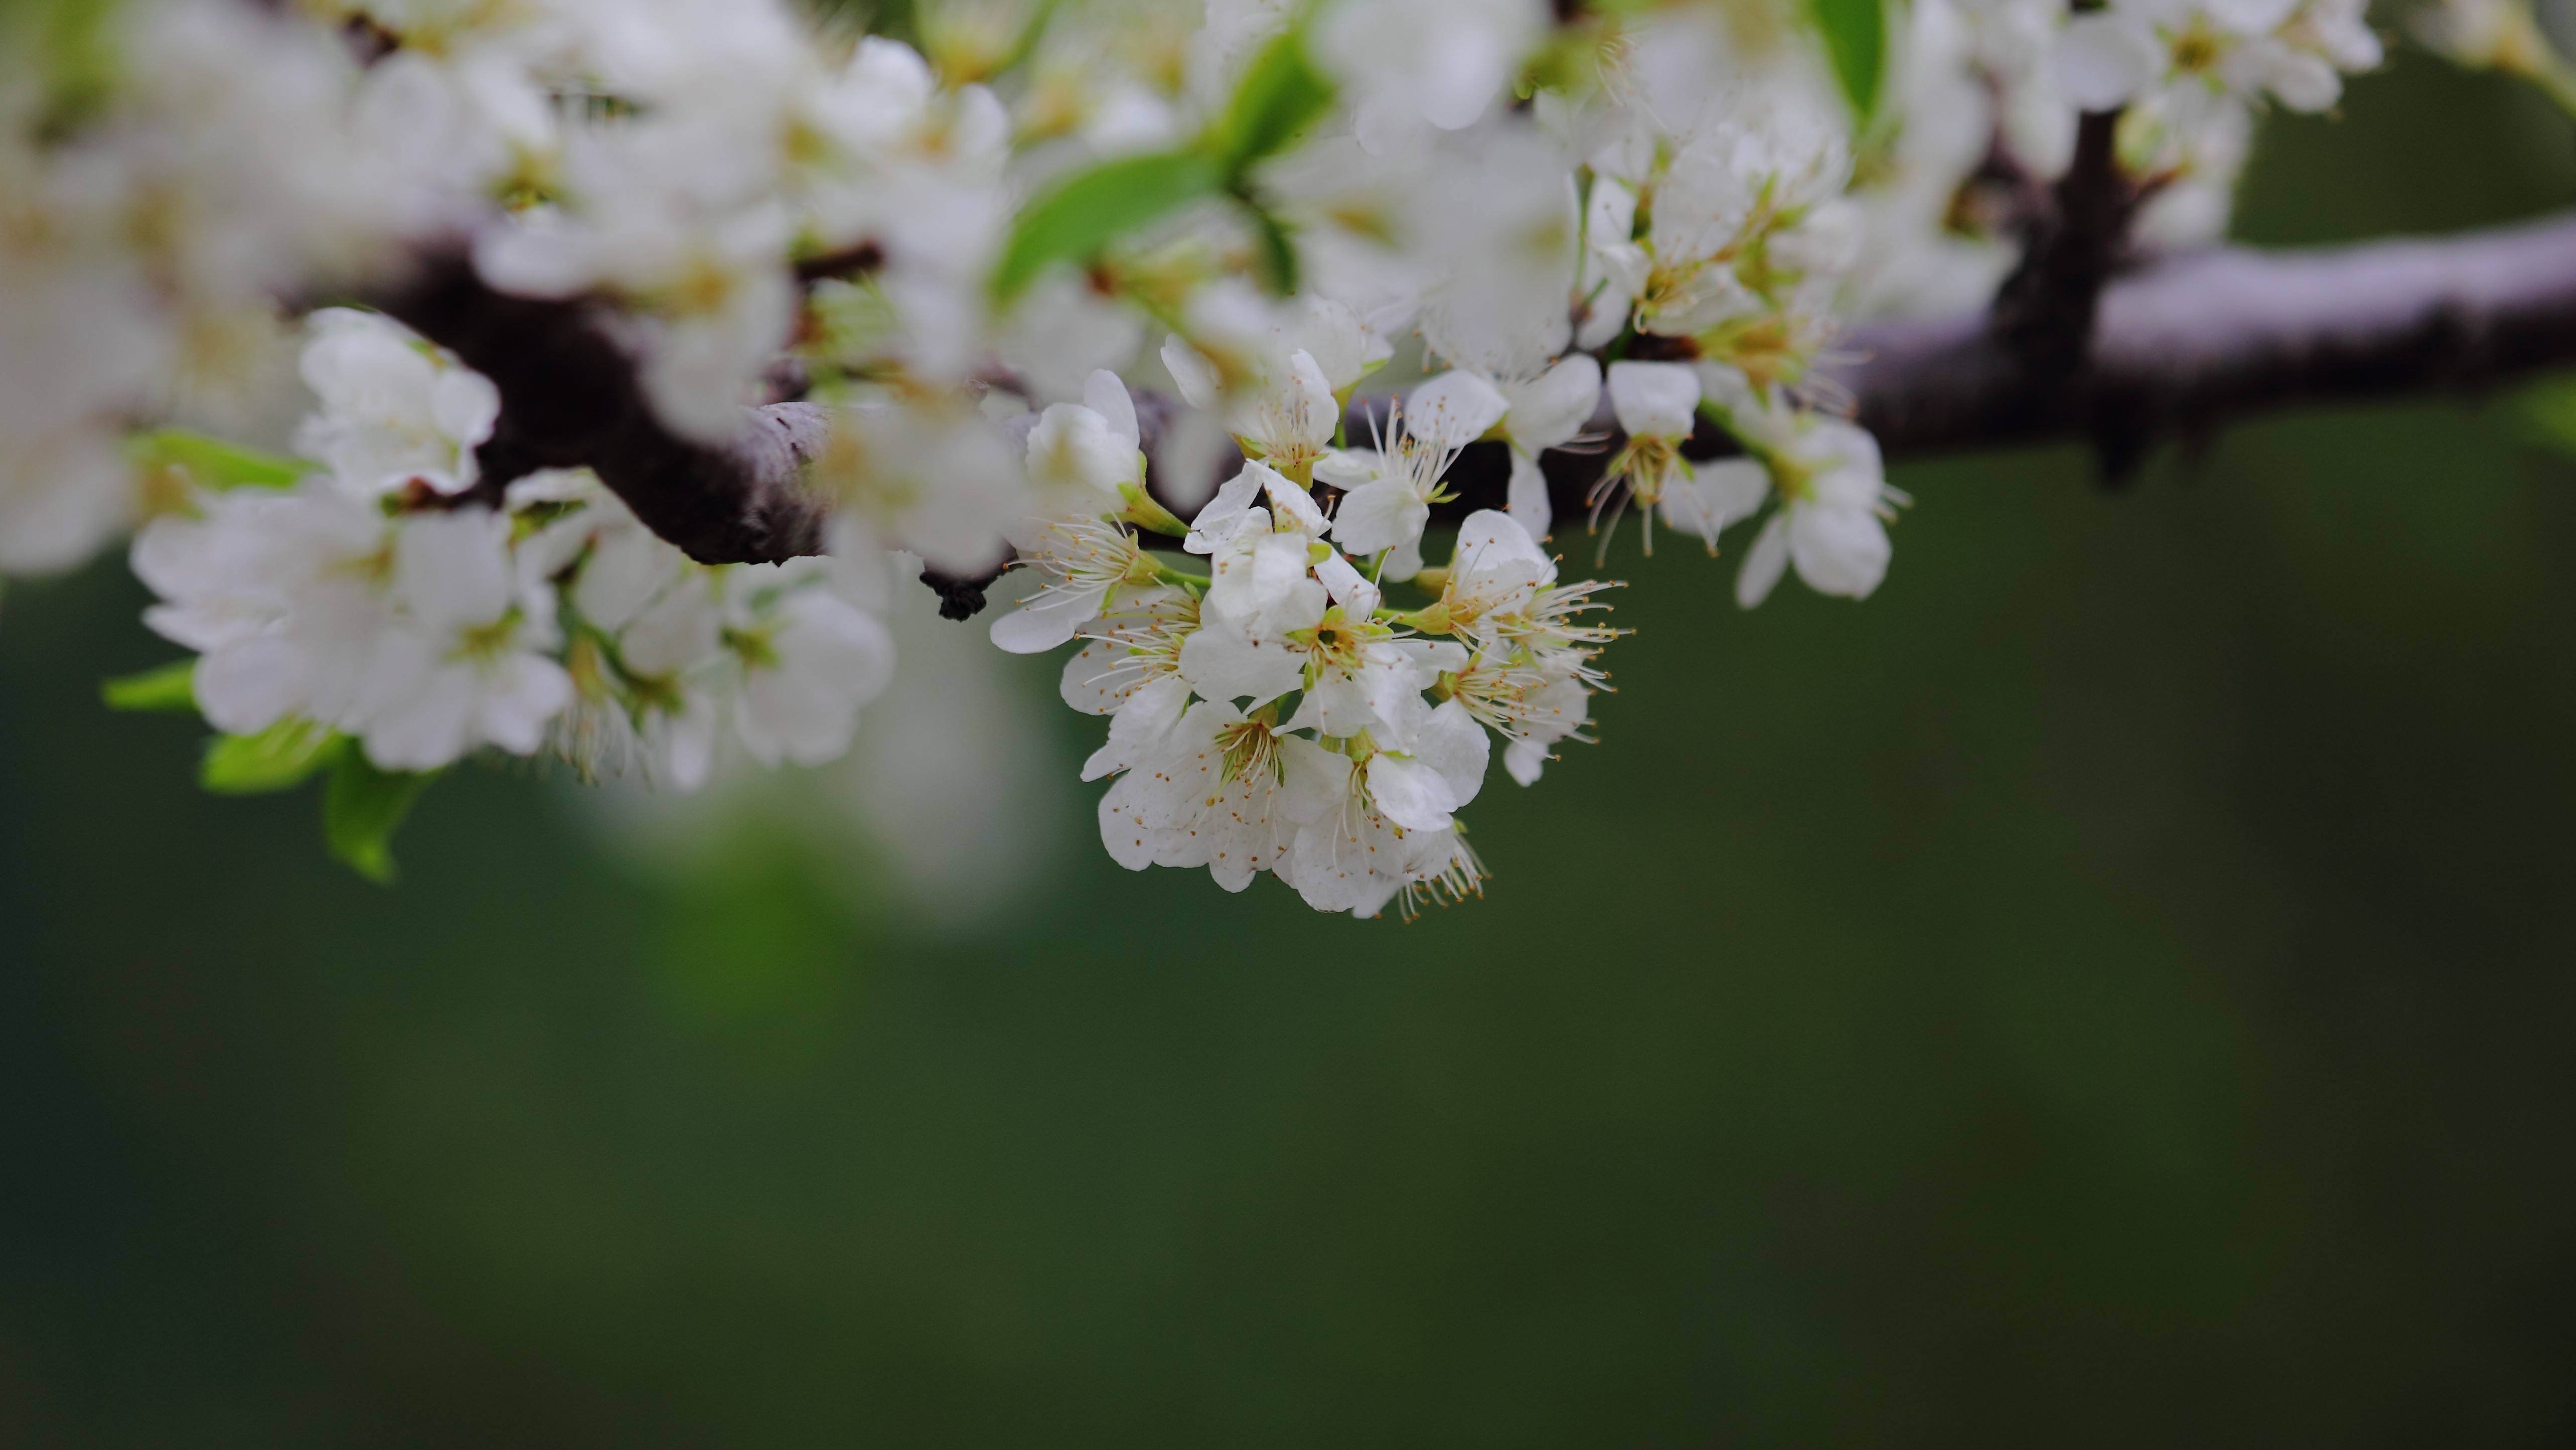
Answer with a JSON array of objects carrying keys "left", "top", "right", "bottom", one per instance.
[
  {"left": 380, "top": 211, "right": 2576, "bottom": 592},
  {"left": 378, "top": 252, "right": 833, "bottom": 565},
  {"left": 1838, "top": 208, "right": 2576, "bottom": 472}
]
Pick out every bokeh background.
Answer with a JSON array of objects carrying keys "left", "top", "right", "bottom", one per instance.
[{"left": 7, "top": 45, "right": 2576, "bottom": 1448}]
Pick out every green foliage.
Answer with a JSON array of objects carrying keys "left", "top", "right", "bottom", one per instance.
[
  {"left": 324, "top": 752, "right": 441, "bottom": 885},
  {"left": 12, "top": 0, "right": 124, "bottom": 138},
  {"left": 991, "top": 149, "right": 1224, "bottom": 301},
  {"left": 127, "top": 428, "right": 311, "bottom": 492},
  {"left": 2518, "top": 372, "right": 2576, "bottom": 459},
  {"left": 990, "top": 13, "right": 1334, "bottom": 301},
  {"left": 101, "top": 659, "right": 198, "bottom": 714},
  {"left": 1809, "top": 0, "right": 1889, "bottom": 122},
  {"left": 1246, "top": 205, "right": 1302, "bottom": 296},
  {"left": 202, "top": 720, "right": 346, "bottom": 797},
  {"left": 1206, "top": 23, "right": 1335, "bottom": 179}
]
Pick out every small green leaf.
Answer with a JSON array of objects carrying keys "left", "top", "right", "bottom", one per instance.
[
  {"left": 1808, "top": 0, "right": 1888, "bottom": 122},
  {"left": 1245, "top": 203, "right": 1302, "bottom": 296},
  {"left": 202, "top": 720, "right": 345, "bottom": 796},
  {"left": 1208, "top": 23, "right": 1335, "bottom": 179},
  {"left": 324, "top": 751, "right": 440, "bottom": 885},
  {"left": 102, "top": 659, "right": 199, "bottom": 714},
  {"left": 127, "top": 428, "right": 312, "bottom": 492},
  {"left": 991, "top": 149, "right": 1223, "bottom": 301}
]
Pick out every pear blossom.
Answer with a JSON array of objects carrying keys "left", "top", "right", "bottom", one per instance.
[
  {"left": 1731, "top": 414, "right": 1906, "bottom": 608},
  {"left": 354, "top": 509, "right": 574, "bottom": 771},
  {"left": 1163, "top": 335, "right": 1342, "bottom": 481},
  {"left": 726, "top": 565, "right": 898, "bottom": 768},
  {"left": 1316, "top": 370, "right": 1507, "bottom": 573},
  {"left": 1591, "top": 360, "right": 1705, "bottom": 551},
  {"left": 295, "top": 310, "right": 501, "bottom": 499}
]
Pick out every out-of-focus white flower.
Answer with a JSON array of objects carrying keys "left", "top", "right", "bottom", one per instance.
[
  {"left": 133, "top": 480, "right": 392, "bottom": 737},
  {"left": 725, "top": 564, "right": 897, "bottom": 767},
  {"left": 812, "top": 402, "right": 1024, "bottom": 575},
  {"left": 1312, "top": 0, "right": 1549, "bottom": 153},
  {"left": 295, "top": 310, "right": 500, "bottom": 499},
  {"left": 355, "top": 508, "right": 573, "bottom": 770},
  {"left": 2054, "top": 0, "right": 2382, "bottom": 117},
  {"left": 1164, "top": 335, "right": 1342, "bottom": 480}
]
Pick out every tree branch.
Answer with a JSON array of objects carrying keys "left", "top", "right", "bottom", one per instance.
[
  {"left": 378, "top": 252, "right": 833, "bottom": 565},
  {"left": 379, "top": 210, "right": 2576, "bottom": 607},
  {"left": 1837, "top": 208, "right": 2576, "bottom": 473}
]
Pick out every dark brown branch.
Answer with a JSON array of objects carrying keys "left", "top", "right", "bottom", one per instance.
[
  {"left": 381, "top": 209, "right": 2576, "bottom": 614},
  {"left": 378, "top": 252, "right": 831, "bottom": 565},
  {"left": 1987, "top": 108, "right": 2144, "bottom": 380},
  {"left": 1836, "top": 208, "right": 2576, "bottom": 472}
]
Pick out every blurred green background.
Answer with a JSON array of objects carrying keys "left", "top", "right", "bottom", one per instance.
[{"left": 8, "top": 50, "right": 2576, "bottom": 1448}]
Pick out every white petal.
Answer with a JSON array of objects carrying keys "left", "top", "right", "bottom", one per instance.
[
  {"left": 1735, "top": 513, "right": 1791, "bottom": 609},
  {"left": 1406, "top": 370, "right": 1510, "bottom": 451},
  {"left": 1183, "top": 459, "right": 1275, "bottom": 553},
  {"left": 1788, "top": 502, "right": 1894, "bottom": 599},
  {"left": 431, "top": 367, "right": 502, "bottom": 452},
  {"left": 1329, "top": 480, "right": 1430, "bottom": 558},
  {"left": 1160, "top": 334, "right": 1222, "bottom": 410},
  {"left": 394, "top": 510, "right": 512, "bottom": 630},
  {"left": 1083, "top": 368, "right": 1140, "bottom": 449},
  {"left": 2055, "top": 14, "right": 2160, "bottom": 111},
  {"left": 1415, "top": 697, "right": 1491, "bottom": 811},
  {"left": 1363, "top": 754, "right": 1458, "bottom": 833},
  {"left": 1451, "top": 507, "right": 1552, "bottom": 579},
  {"left": 989, "top": 579, "right": 1109, "bottom": 654},
  {"left": 1313, "top": 551, "right": 1383, "bottom": 618},
  {"left": 1660, "top": 458, "right": 1771, "bottom": 549},
  {"left": 1607, "top": 360, "right": 1701, "bottom": 440},
  {"left": 1502, "top": 354, "right": 1602, "bottom": 455},
  {"left": 1505, "top": 449, "right": 1553, "bottom": 539}
]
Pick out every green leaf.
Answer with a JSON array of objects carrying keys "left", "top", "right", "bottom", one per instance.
[
  {"left": 102, "top": 659, "right": 199, "bottom": 714},
  {"left": 1208, "top": 23, "right": 1335, "bottom": 179},
  {"left": 1808, "top": 0, "right": 1888, "bottom": 122},
  {"left": 202, "top": 720, "right": 345, "bottom": 796},
  {"left": 127, "top": 428, "right": 312, "bottom": 492},
  {"left": 991, "top": 149, "right": 1223, "bottom": 301},
  {"left": 324, "top": 752, "right": 440, "bottom": 885},
  {"left": 1246, "top": 204, "right": 1302, "bottom": 296}
]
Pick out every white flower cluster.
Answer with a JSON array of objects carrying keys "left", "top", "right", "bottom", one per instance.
[
  {"left": 0, "top": 0, "right": 2404, "bottom": 906},
  {"left": 1847, "top": 0, "right": 2382, "bottom": 311},
  {"left": 990, "top": 361, "right": 1614, "bottom": 916},
  {"left": 136, "top": 312, "right": 893, "bottom": 782}
]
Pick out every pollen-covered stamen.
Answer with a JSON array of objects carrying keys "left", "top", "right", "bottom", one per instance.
[
  {"left": 1288, "top": 605, "right": 1395, "bottom": 677},
  {"left": 1399, "top": 827, "right": 1487, "bottom": 922},
  {"left": 1213, "top": 714, "right": 1284, "bottom": 789},
  {"left": 1070, "top": 591, "right": 1197, "bottom": 695},
  {"left": 1588, "top": 433, "right": 1688, "bottom": 559},
  {"left": 452, "top": 608, "right": 526, "bottom": 665},
  {"left": 1019, "top": 517, "right": 1162, "bottom": 597},
  {"left": 1448, "top": 654, "right": 1600, "bottom": 742},
  {"left": 1488, "top": 579, "right": 1624, "bottom": 654}
]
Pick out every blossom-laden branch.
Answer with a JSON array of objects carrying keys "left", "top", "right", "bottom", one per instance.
[
  {"left": 1402, "top": 209, "right": 2576, "bottom": 524},
  {"left": 377, "top": 253, "right": 834, "bottom": 566},
  {"left": 1838, "top": 207, "right": 2576, "bottom": 477},
  {"left": 385, "top": 205, "right": 2576, "bottom": 595}
]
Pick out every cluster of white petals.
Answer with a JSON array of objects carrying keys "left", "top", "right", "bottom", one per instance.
[
  {"left": 134, "top": 313, "right": 893, "bottom": 782},
  {"left": 0, "top": 0, "right": 2410, "bottom": 906}
]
